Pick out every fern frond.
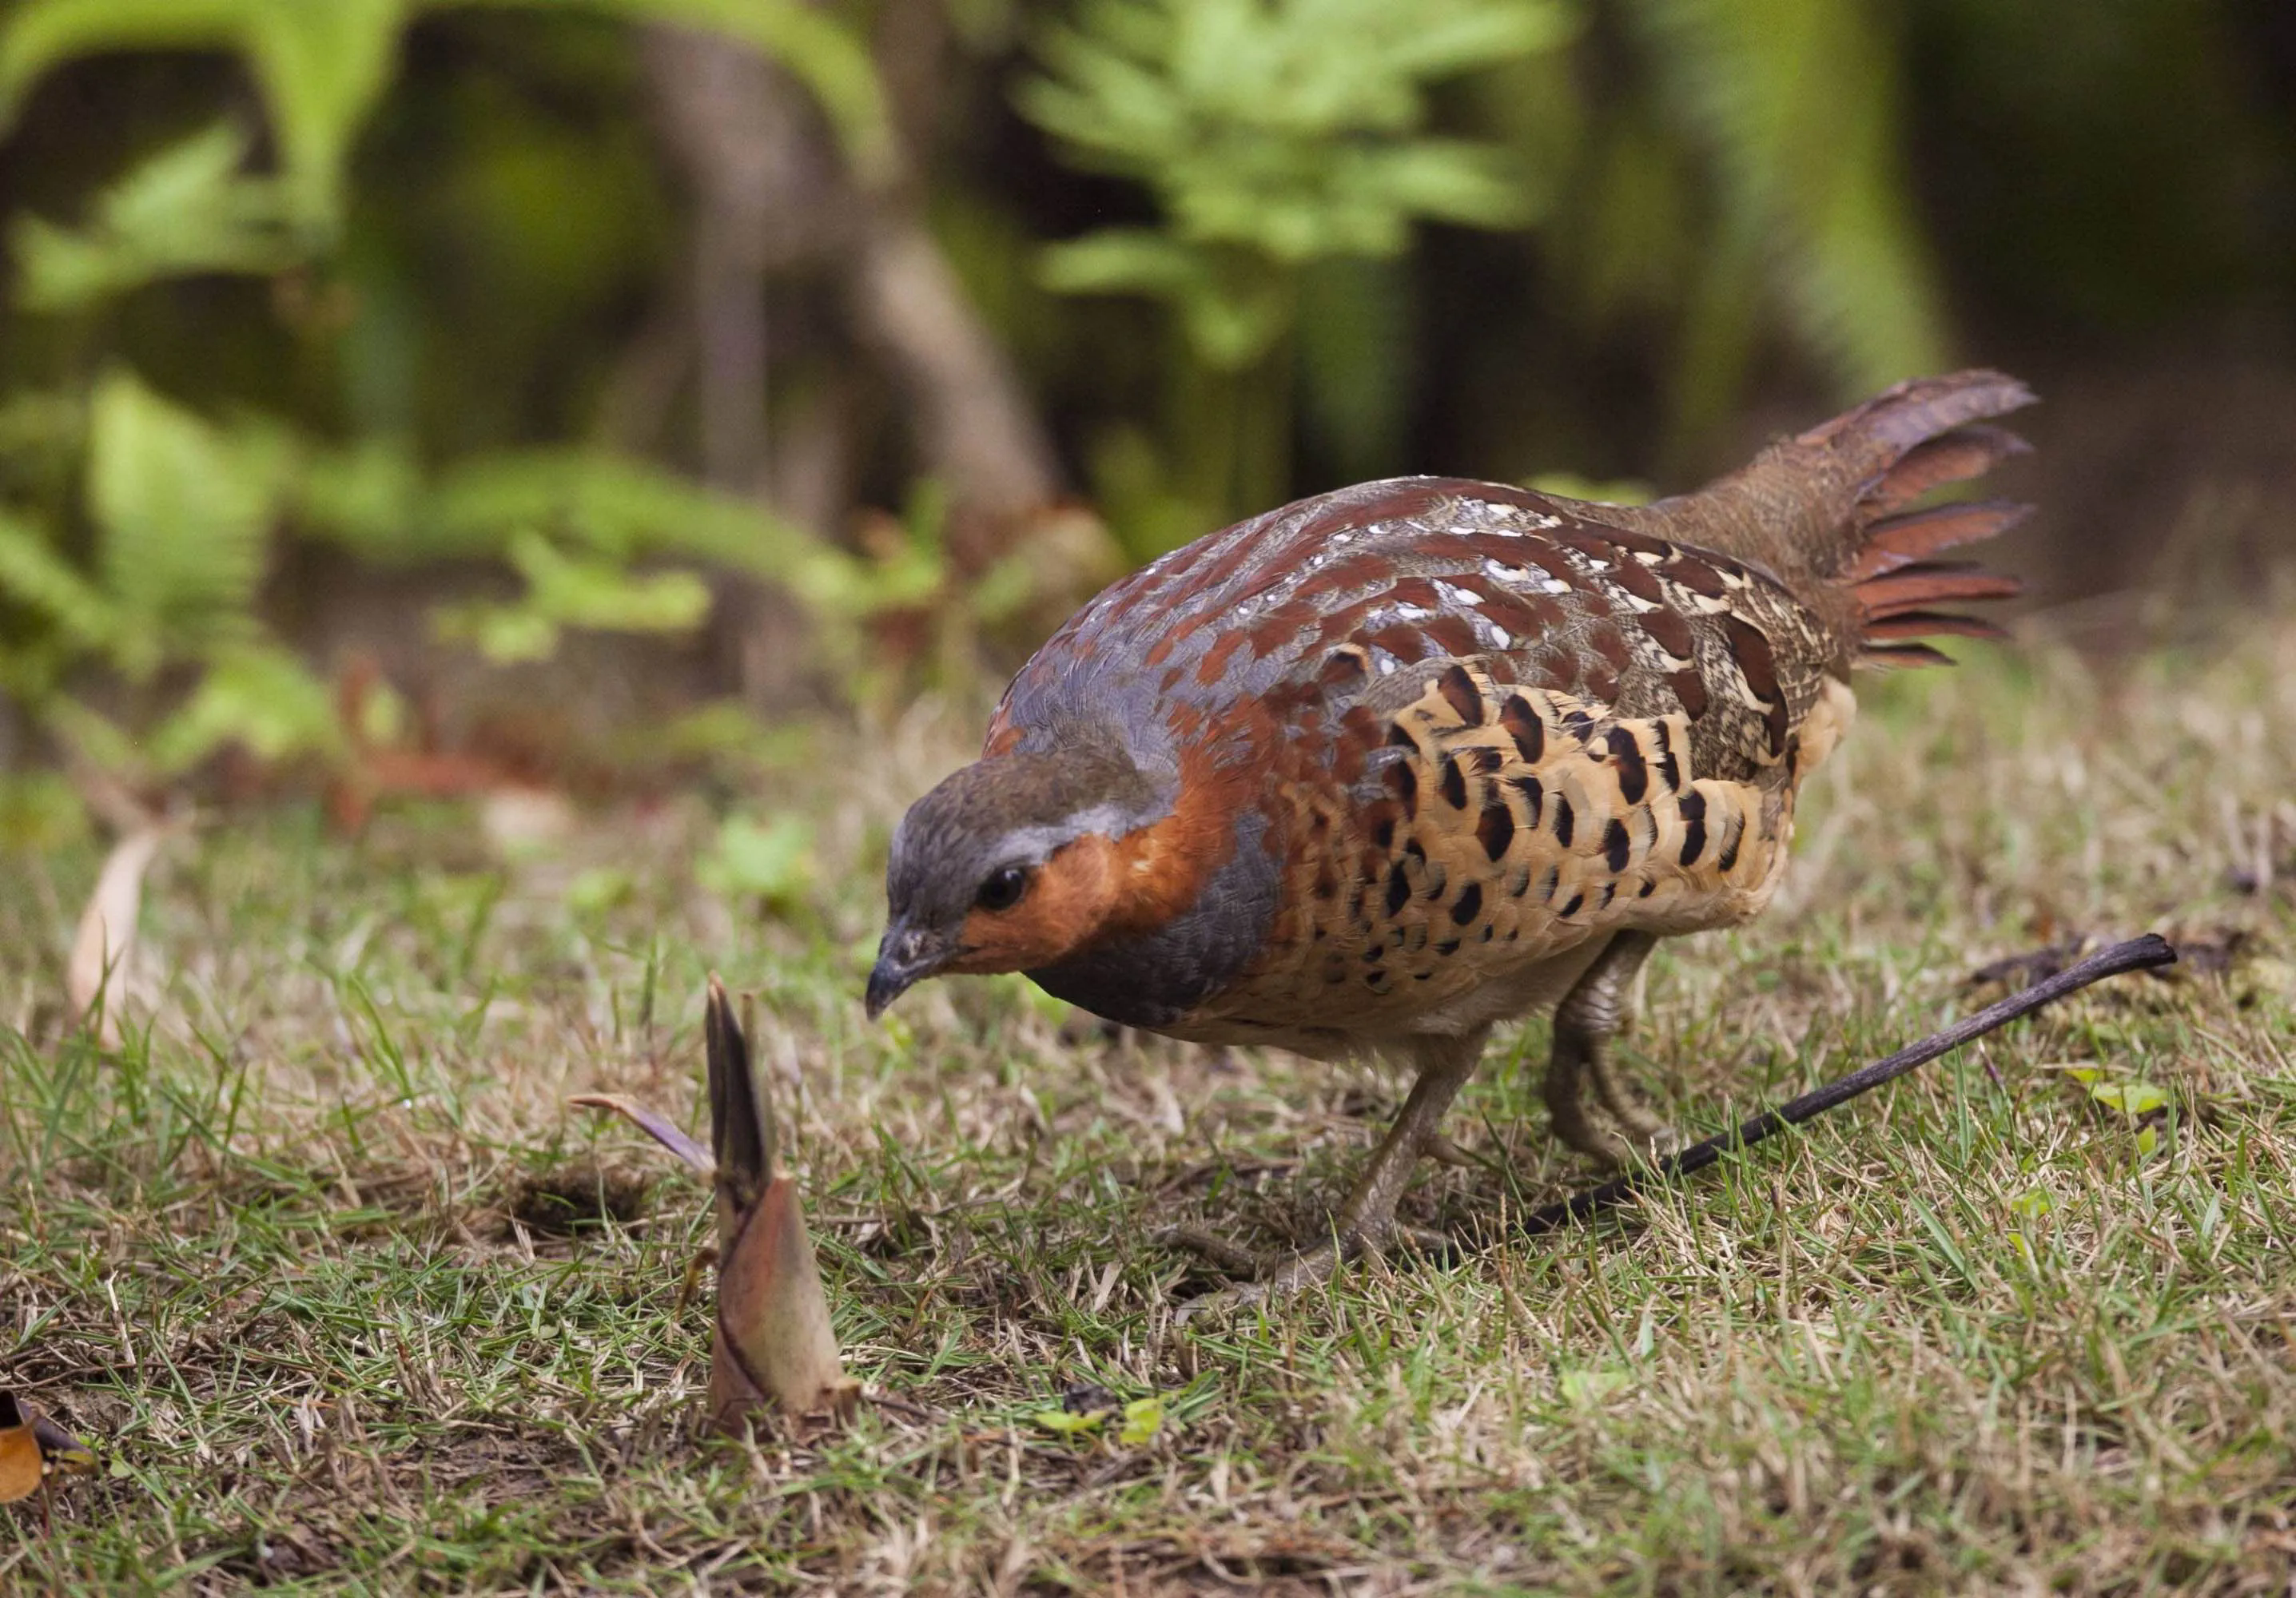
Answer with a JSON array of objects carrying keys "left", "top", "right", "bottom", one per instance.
[
  {"left": 86, "top": 370, "right": 280, "bottom": 670},
  {"left": 0, "top": 506, "right": 117, "bottom": 647},
  {"left": 1625, "top": 0, "right": 1950, "bottom": 393}
]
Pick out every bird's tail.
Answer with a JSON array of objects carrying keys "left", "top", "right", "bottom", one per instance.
[{"left": 1636, "top": 370, "right": 2037, "bottom": 668}]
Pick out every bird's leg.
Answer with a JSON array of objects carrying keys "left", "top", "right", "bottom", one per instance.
[
  {"left": 1162, "top": 1032, "right": 1486, "bottom": 1316},
  {"left": 1546, "top": 930, "right": 1677, "bottom": 1165},
  {"left": 1547, "top": 929, "right": 1674, "bottom": 1162}
]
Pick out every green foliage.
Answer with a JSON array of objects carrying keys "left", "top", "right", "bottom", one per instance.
[
  {"left": 0, "top": 0, "right": 889, "bottom": 242},
  {"left": 0, "top": 506, "right": 110, "bottom": 656},
  {"left": 0, "top": 0, "right": 404, "bottom": 238},
  {"left": 142, "top": 640, "right": 345, "bottom": 773},
  {"left": 1020, "top": 0, "right": 1575, "bottom": 547},
  {"left": 0, "top": 372, "right": 283, "bottom": 688},
  {"left": 433, "top": 529, "right": 712, "bottom": 664},
  {"left": 85, "top": 369, "right": 285, "bottom": 675},
  {"left": 1020, "top": 0, "right": 1571, "bottom": 368},
  {"left": 0, "top": 0, "right": 913, "bottom": 795},
  {"left": 0, "top": 768, "right": 84, "bottom": 851},
  {"left": 698, "top": 812, "right": 815, "bottom": 911},
  {"left": 1622, "top": 0, "right": 1949, "bottom": 412},
  {"left": 0, "top": 373, "right": 341, "bottom": 773},
  {"left": 11, "top": 123, "right": 304, "bottom": 312}
]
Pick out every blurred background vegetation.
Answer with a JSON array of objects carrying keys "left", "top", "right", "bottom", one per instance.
[{"left": 0, "top": 0, "right": 2289, "bottom": 842}]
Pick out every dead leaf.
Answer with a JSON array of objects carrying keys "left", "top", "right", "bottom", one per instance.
[
  {"left": 568, "top": 1095, "right": 714, "bottom": 1175},
  {"left": 1968, "top": 934, "right": 2103, "bottom": 988},
  {"left": 0, "top": 1409, "right": 39, "bottom": 1505},
  {"left": 0, "top": 1392, "right": 95, "bottom": 1507},
  {"left": 1969, "top": 928, "right": 2239, "bottom": 989},
  {"left": 66, "top": 823, "right": 173, "bottom": 1047},
  {"left": 2159, "top": 926, "right": 2246, "bottom": 976}
]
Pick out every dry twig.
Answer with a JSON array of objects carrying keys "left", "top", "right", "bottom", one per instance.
[{"left": 1521, "top": 933, "right": 2179, "bottom": 1237}]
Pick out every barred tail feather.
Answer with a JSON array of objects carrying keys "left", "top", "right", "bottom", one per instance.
[
  {"left": 1817, "top": 370, "right": 2036, "bottom": 667},
  {"left": 1610, "top": 369, "right": 2036, "bottom": 668}
]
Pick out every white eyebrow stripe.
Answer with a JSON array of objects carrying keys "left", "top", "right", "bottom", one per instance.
[{"left": 992, "top": 799, "right": 1148, "bottom": 861}]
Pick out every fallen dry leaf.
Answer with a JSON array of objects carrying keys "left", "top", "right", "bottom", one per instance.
[
  {"left": 0, "top": 1405, "right": 38, "bottom": 1505},
  {"left": 0, "top": 1391, "right": 96, "bottom": 1512},
  {"left": 66, "top": 823, "right": 173, "bottom": 1047},
  {"left": 1968, "top": 928, "right": 2238, "bottom": 989},
  {"left": 567, "top": 1094, "right": 714, "bottom": 1175}
]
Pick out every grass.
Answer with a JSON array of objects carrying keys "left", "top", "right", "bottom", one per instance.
[{"left": 4, "top": 614, "right": 2295, "bottom": 1594}]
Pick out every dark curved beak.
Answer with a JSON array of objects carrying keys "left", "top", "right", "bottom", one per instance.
[{"left": 865, "top": 919, "right": 950, "bottom": 1020}]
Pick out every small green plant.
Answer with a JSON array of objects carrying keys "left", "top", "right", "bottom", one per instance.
[
  {"left": 1020, "top": 0, "right": 1569, "bottom": 368},
  {"left": 1619, "top": 0, "right": 1950, "bottom": 442},
  {"left": 0, "top": 0, "right": 893, "bottom": 241},
  {"left": 1017, "top": 0, "right": 1572, "bottom": 543},
  {"left": 0, "top": 0, "right": 909, "bottom": 802}
]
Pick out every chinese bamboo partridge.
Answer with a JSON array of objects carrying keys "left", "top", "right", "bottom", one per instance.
[{"left": 869, "top": 371, "right": 2034, "bottom": 1305}]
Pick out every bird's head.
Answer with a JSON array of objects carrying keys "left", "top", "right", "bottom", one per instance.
[{"left": 867, "top": 744, "right": 1168, "bottom": 1018}]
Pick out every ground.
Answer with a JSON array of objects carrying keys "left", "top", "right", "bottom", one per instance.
[{"left": 4, "top": 613, "right": 2295, "bottom": 1595}]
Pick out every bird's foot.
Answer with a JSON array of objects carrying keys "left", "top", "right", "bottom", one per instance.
[
  {"left": 1155, "top": 1221, "right": 1456, "bottom": 1323},
  {"left": 1554, "top": 1113, "right": 1685, "bottom": 1171},
  {"left": 1598, "top": 1097, "right": 1687, "bottom": 1165}
]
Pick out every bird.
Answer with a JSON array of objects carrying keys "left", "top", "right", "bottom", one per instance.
[{"left": 868, "top": 370, "right": 2033, "bottom": 1306}]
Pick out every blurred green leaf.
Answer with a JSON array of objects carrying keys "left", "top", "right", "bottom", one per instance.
[
  {"left": 432, "top": 529, "right": 711, "bottom": 662},
  {"left": 2088, "top": 1081, "right": 2169, "bottom": 1118},
  {"left": 507, "top": 528, "right": 710, "bottom": 633},
  {"left": 43, "top": 695, "right": 141, "bottom": 777},
  {"left": 86, "top": 370, "right": 285, "bottom": 676},
  {"left": 1039, "top": 228, "right": 1202, "bottom": 298},
  {"left": 0, "top": 505, "right": 117, "bottom": 648},
  {"left": 1117, "top": 1396, "right": 1164, "bottom": 1445},
  {"left": 278, "top": 435, "right": 425, "bottom": 559},
  {"left": 434, "top": 602, "right": 560, "bottom": 664},
  {"left": 145, "top": 640, "right": 344, "bottom": 772},
  {"left": 1624, "top": 0, "right": 1949, "bottom": 397},
  {"left": 12, "top": 122, "right": 303, "bottom": 312},
  {"left": 1021, "top": 0, "right": 1569, "bottom": 365},
  {"left": 0, "top": 0, "right": 406, "bottom": 237},
  {"left": 0, "top": 770, "right": 87, "bottom": 853},
  {"left": 564, "top": 865, "right": 635, "bottom": 916},
  {"left": 698, "top": 813, "right": 814, "bottom": 908},
  {"left": 0, "top": 0, "right": 889, "bottom": 251},
  {"left": 428, "top": 450, "right": 838, "bottom": 577}
]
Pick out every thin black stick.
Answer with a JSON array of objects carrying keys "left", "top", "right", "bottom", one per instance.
[{"left": 1518, "top": 932, "right": 2178, "bottom": 1238}]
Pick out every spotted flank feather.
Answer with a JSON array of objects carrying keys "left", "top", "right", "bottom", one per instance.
[{"left": 1200, "top": 661, "right": 1790, "bottom": 1039}]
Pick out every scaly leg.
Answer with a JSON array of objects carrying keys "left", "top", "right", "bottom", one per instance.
[
  {"left": 1161, "top": 1030, "right": 1487, "bottom": 1318},
  {"left": 1545, "top": 931, "right": 1678, "bottom": 1165}
]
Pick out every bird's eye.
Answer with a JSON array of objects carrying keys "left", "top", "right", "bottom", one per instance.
[{"left": 974, "top": 865, "right": 1031, "bottom": 912}]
